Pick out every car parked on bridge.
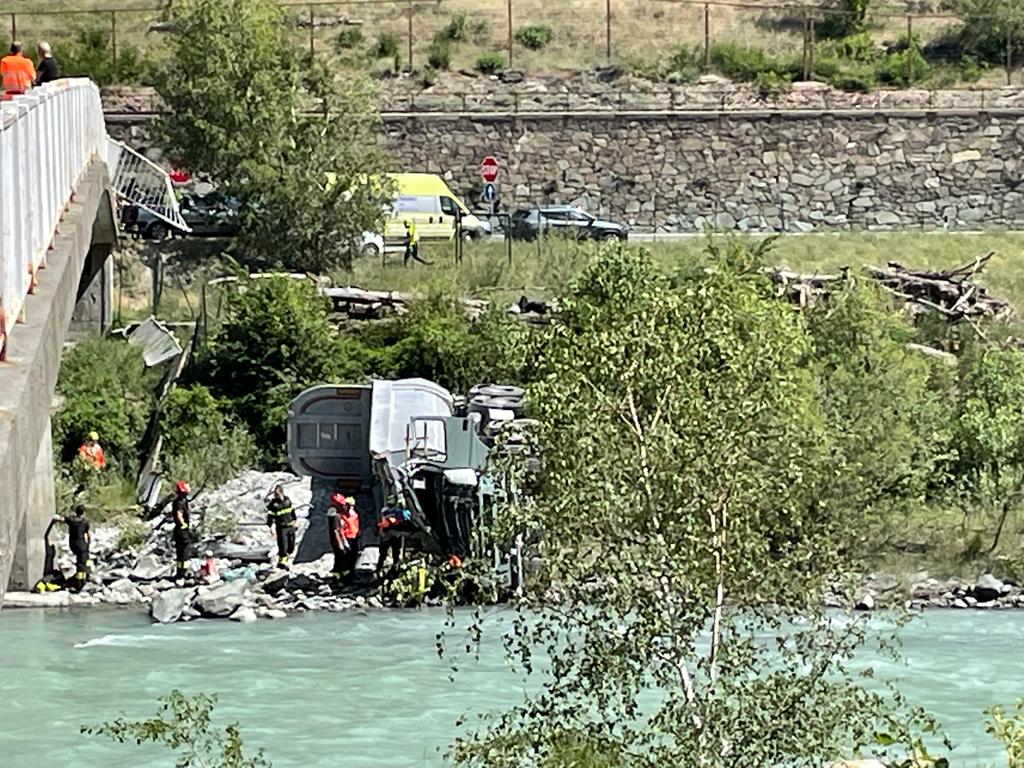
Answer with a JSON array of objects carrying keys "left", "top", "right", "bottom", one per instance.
[
  {"left": 507, "top": 205, "right": 629, "bottom": 242},
  {"left": 122, "top": 192, "right": 241, "bottom": 240}
]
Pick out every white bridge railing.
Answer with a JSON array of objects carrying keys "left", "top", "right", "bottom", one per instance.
[{"left": 0, "top": 78, "right": 106, "bottom": 360}]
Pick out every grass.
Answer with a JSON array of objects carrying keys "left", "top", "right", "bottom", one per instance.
[
  {"left": 3, "top": 0, "right": 1011, "bottom": 87},
  {"left": 345, "top": 232, "right": 1024, "bottom": 309}
]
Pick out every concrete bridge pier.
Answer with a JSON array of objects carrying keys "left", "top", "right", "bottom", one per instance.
[{"left": 7, "top": 420, "right": 55, "bottom": 591}]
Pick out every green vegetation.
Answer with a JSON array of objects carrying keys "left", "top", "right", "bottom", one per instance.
[
  {"left": 474, "top": 51, "right": 505, "bottom": 74},
  {"left": 155, "top": 0, "right": 390, "bottom": 272},
  {"left": 987, "top": 699, "right": 1024, "bottom": 767},
  {"left": 449, "top": 243, "right": 943, "bottom": 765},
  {"left": 954, "top": 0, "right": 1024, "bottom": 65},
  {"left": 55, "top": 27, "right": 156, "bottom": 86},
  {"left": 819, "top": 0, "right": 872, "bottom": 40},
  {"left": 514, "top": 24, "right": 554, "bottom": 51},
  {"left": 158, "top": 385, "right": 256, "bottom": 489},
  {"left": 427, "top": 37, "right": 452, "bottom": 70},
  {"left": 334, "top": 26, "right": 363, "bottom": 51},
  {"left": 83, "top": 690, "right": 270, "bottom": 768},
  {"left": 53, "top": 338, "right": 155, "bottom": 473},
  {"left": 370, "top": 32, "right": 401, "bottom": 60}
]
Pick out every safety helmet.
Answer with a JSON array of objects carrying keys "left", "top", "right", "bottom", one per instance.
[
  {"left": 176, "top": 481, "right": 191, "bottom": 494},
  {"left": 87, "top": 431, "right": 99, "bottom": 441},
  {"left": 330, "top": 492, "right": 347, "bottom": 508},
  {"left": 403, "top": 220, "right": 411, "bottom": 227}
]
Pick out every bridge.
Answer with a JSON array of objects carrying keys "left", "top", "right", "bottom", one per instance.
[{"left": 0, "top": 79, "right": 180, "bottom": 605}]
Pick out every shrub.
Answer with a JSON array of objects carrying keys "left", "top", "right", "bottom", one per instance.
[
  {"left": 667, "top": 45, "right": 702, "bottom": 81},
  {"left": 57, "top": 27, "right": 156, "bottom": 86},
  {"left": 335, "top": 26, "right": 364, "bottom": 50},
  {"left": 708, "top": 42, "right": 801, "bottom": 82},
  {"left": 191, "top": 277, "right": 344, "bottom": 465},
  {"left": 427, "top": 36, "right": 452, "bottom": 70},
  {"left": 954, "top": 0, "right": 1024, "bottom": 65},
  {"left": 371, "top": 32, "right": 400, "bottom": 59},
  {"left": 514, "top": 24, "right": 554, "bottom": 51},
  {"left": 475, "top": 51, "right": 505, "bottom": 74},
  {"left": 53, "top": 337, "right": 157, "bottom": 474},
  {"left": 752, "top": 70, "right": 792, "bottom": 97},
  {"left": 440, "top": 13, "right": 468, "bottom": 42},
  {"left": 828, "top": 64, "right": 877, "bottom": 92},
  {"left": 875, "top": 36, "right": 929, "bottom": 85},
  {"left": 159, "top": 385, "right": 256, "bottom": 488},
  {"left": 420, "top": 64, "right": 438, "bottom": 87},
  {"left": 818, "top": 0, "right": 872, "bottom": 40},
  {"left": 115, "top": 518, "right": 148, "bottom": 551}
]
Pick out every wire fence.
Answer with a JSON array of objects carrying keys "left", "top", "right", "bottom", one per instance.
[{"left": 0, "top": 0, "right": 1021, "bottom": 87}]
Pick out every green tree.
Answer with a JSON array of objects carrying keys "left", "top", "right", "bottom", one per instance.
[
  {"left": 159, "top": 385, "right": 257, "bottom": 487},
  {"left": 82, "top": 690, "right": 270, "bottom": 767},
  {"left": 155, "top": 0, "right": 390, "bottom": 272},
  {"left": 954, "top": 0, "right": 1024, "bottom": 64},
  {"left": 451, "top": 245, "right": 936, "bottom": 767},
  {"left": 192, "top": 277, "right": 343, "bottom": 463},
  {"left": 804, "top": 283, "right": 952, "bottom": 545},
  {"left": 53, "top": 337, "right": 156, "bottom": 472},
  {"left": 819, "top": 0, "right": 873, "bottom": 40},
  {"left": 952, "top": 346, "right": 1024, "bottom": 553}
]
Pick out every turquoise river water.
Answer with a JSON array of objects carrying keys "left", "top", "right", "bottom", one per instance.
[{"left": 0, "top": 608, "right": 1021, "bottom": 767}]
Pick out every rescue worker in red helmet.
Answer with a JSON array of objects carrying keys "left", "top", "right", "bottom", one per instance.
[
  {"left": 326, "top": 493, "right": 361, "bottom": 582},
  {"left": 149, "top": 481, "right": 194, "bottom": 582}
]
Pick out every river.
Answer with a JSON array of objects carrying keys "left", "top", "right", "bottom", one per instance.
[{"left": 0, "top": 608, "right": 1020, "bottom": 767}]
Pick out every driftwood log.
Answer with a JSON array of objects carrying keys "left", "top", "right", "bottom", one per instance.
[
  {"left": 322, "top": 286, "right": 554, "bottom": 324},
  {"left": 766, "top": 254, "right": 1012, "bottom": 322}
]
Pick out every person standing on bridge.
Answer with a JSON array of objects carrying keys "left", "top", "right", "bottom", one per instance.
[
  {"left": 265, "top": 484, "right": 297, "bottom": 570},
  {"left": 33, "top": 41, "right": 59, "bottom": 86},
  {"left": 1, "top": 42, "right": 35, "bottom": 99}
]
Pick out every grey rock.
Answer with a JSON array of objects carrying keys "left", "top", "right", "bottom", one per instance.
[
  {"left": 498, "top": 69, "right": 525, "bottom": 84},
  {"left": 195, "top": 581, "right": 249, "bottom": 618},
  {"left": 132, "top": 554, "right": 171, "bottom": 581},
  {"left": 151, "top": 588, "right": 193, "bottom": 624},
  {"left": 854, "top": 593, "right": 875, "bottom": 611},
  {"left": 265, "top": 608, "right": 288, "bottom": 620},
  {"left": 262, "top": 570, "right": 289, "bottom": 595},
  {"left": 974, "top": 573, "right": 1006, "bottom": 603},
  {"left": 230, "top": 606, "right": 258, "bottom": 623}
]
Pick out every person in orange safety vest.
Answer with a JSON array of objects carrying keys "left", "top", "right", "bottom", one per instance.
[
  {"left": 77, "top": 431, "right": 106, "bottom": 470},
  {"left": 327, "top": 494, "right": 360, "bottom": 581},
  {"left": 1, "top": 42, "right": 36, "bottom": 99}
]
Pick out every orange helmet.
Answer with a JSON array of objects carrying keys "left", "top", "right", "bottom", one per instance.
[{"left": 176, "top": 481, "right": 191, "bottom": 495}]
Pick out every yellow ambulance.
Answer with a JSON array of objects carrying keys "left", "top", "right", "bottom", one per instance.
[{"left": 384, "top": 173, "right": 491, "bottom": 244}]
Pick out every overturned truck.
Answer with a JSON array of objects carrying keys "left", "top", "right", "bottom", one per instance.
[{"left": 286, "top": 379, "right": 531, "bottom": 587}]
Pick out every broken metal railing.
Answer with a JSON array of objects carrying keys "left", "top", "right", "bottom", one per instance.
[{"left": 105, "top": 137, "right": 190, "bottom": 234}]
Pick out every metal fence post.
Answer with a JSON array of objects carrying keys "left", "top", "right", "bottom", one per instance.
[
  {"left": 802, "top": 15, "right": 810, "bottom": 81},
  {"left": 905, "top": 14, "right": 913, "bottom": 85},
  {"left": 809, "top": 17, "right": 816, "bottom": 79},
  {"left": 605, "top": 0, "right": 611, "bottom": 60},
  {"left": 507, "top": 0, "right": 514, "bottom": 67},
  {"left": 111, "top": 12, "right": 118, "bottom": 81},
  {"left": 9, "top": 13, "right": 15, "bottom": 42},
  {"left": 703, "top": 3, "right": 711, "bottom": 70},
  {"left": 1007, "top": 25, "right": 1014, "bottom": 86},
  {"left": 309, "top": 6, "right": 315, "bottom": 58},
  {"left": 407, "top": 0, "right": 414, "bottom": 72}
]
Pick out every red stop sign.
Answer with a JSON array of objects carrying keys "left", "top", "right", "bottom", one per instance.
[{"left": 480, "top": 155, "right": 499, "bottom": 182}]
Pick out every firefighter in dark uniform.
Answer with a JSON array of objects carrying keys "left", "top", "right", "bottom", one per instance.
[
  {"left": 54, "top": 505, "right": 91, "bottom": 592},
  {"left": 169, "top": 481, "right": 193, "bottom": 582},
  {"left": 265, "top": 484, "right": 297, "bottom": 569}
]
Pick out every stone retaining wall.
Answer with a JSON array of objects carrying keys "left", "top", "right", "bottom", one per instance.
[
  {"left": 381, "top": 111, "right": 1024, "bottom": 232},
  {"left": 106, "top": 106, "right": 1024, "bottom": 232}
]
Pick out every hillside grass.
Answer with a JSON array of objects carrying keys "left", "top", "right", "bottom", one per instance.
[
  {"left": 346, "top": 232, "right": 1024, "bottom": 309},
  {"left": 4, "top": 0, "right": 1009, "bottom": 87}
]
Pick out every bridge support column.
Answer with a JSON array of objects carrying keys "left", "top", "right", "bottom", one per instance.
[
  {"left": 7, "top": 419, "right": 55, "bottom": 592},
  {"left": 69, "top": 243, "right": 114, "bottom": 336}
]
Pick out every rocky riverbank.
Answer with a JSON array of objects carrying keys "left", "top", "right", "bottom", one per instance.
[{"left": 4, "top": 470, "right": 1023, "bottom": 621}]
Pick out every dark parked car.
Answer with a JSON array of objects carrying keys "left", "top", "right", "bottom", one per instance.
[
  {"left": 122, "top": 192, "right": 241, "bottom": 240},
  {"left": 508, "top": 205, "right": 629, "bottom": 242}
]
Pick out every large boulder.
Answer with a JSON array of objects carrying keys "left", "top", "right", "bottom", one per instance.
[
  {"left": 150, "top": 588, "right": 193, "bottom": 624},
  {"left": 132, "top": 554, "right": 171, "bottom": 581},
  {"left": 229, "top": 606, "right": 257, "bottom": 623},
  {"left": 104, "top": 577, "right": 143, "bottom": 605},
  {"left": 195, "top": 580, "right": 249, "bottom": 618},
  {"left": 973, "top": 573, "right": 1006, "bottom": 603},
  {"left": 211, "top": 542, "right": 272, "bottom": 563}
]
